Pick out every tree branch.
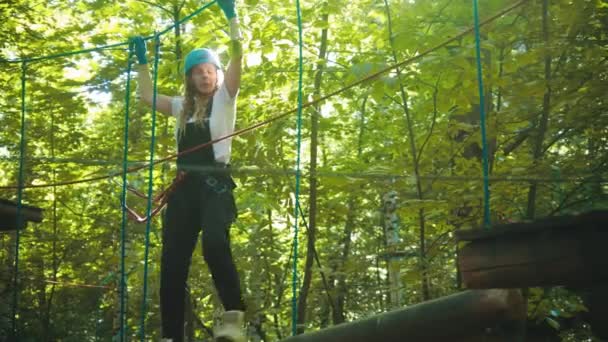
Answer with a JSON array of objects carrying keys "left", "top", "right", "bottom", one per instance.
[
  {"left": 136, "top": 0, "right": 173, "bottom": 16},
  {"left": 417, "top": 76, "right": 441, "bottom": 163},
  {"left": 548, "top": 157, "right": 608, "bottom": 216}
]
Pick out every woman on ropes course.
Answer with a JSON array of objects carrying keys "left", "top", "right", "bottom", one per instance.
[{"left": 133, "top": 0, "right": 246, "bottom": 341}]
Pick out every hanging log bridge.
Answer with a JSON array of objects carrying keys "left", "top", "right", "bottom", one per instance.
[
  {"left": 457, "top": 210, "right": 608, "bottom": 339},
  {"left": 280, "top": 289, "right": 525, "bottom": 342},
  {"left": 457, "top": 210, "right": 608, "bottom": 288},
  {"left": 0, "top": 199, "right": 43, "bottom": 232}
]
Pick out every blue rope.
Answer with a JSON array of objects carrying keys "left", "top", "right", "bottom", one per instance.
[
  {"left": 139, "top": 34, "right": 161, "bottom": 341},
  {"left": 12, "top": 60, "right": 27, "bottom": 340},
  {"left": 473, "top": 0, "right": 491, "bottom": 228},
  {"left": 119, "top": 43, "right": 134, "bottom": 342},
  {"left": 291, "top": 0, "right": 304, "bottom": 336}
]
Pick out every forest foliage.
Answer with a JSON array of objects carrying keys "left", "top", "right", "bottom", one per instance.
[{"left": 0, "top": 0, "right": 606, "bottom": 340}]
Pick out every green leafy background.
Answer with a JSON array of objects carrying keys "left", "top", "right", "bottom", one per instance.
[{"left": 0, "top": 0, "right": 606, "bottom": 340}]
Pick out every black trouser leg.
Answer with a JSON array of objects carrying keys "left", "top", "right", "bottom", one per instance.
[
  {"left": 160, "top": 182, "right": 200, "bottom": 342},
  {"left": 201, "top": 189, "right": 245, "bottom": 311}
]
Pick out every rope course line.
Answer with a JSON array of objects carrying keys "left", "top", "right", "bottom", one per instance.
[
  {"left": 1, "top": 166, "right": 603, "bottom": 187},
  {"left": 0, "top": 0, "right": 529, "bottom": 192},
  {"left": 138, "top": 33, "right": 161, "bottom": 342},
  {"left": 118, "top": 41, "right": 134, "bottom": 342},
  {"left": 1, "top": 164, "right": 603, "bottom": 186}
]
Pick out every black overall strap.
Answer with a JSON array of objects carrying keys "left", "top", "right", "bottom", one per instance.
[{"left": 177, "top": 97, "right": 215, "bottom": 169}]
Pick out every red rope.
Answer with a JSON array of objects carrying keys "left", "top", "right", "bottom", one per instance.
[
  {"left": 125, "top": 203, "right": 166, "bottom": 223},
  {"left": 123, "top": 171, "right": 186, "bottom": 223}
]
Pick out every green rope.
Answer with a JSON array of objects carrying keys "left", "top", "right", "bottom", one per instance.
[
  {"left": 139, "top": 34, "right": 161, "bottom": 342},
  {"left": 119, "top": 43, "right": 134, "bottom": 342},
  {"left": 12, "top": 60, "right": 27, "bottom": 340},
  {"left": 0, "top": 41, "right": 129, "bottom": 64},
  {"left": 291, "top": 0, "right": 304, "bottom": 336},
  {"left": 472, "top": 0, "right": 491, "bottom": 228}
]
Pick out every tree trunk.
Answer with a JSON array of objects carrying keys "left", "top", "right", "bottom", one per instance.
[
  {"left": 587, "top": 132, "right": 603, "bottom": 206},
  {"left": 272, "top": 210, "right": 298, "bottom": 340},
  {"left": 249, "top": 221, "right": 266, "bottom": 342},
  {"left": 42, "top": 108, "right": 59, "bottom": 342},
  {"left": 173, "top": 3, "right": 183, "bottom": 70},
  {"left": 296, "top": 13, "right": 329, "bottom": 334},
  {"left": 522, "top": 5, "right": 552, "bottom": 339},
  {"left": 526, "top": 0, "right": 552, "bottom": 220},
  {"left": 332, "top": 197, "right": 355, "bottom": 324},
  {"left": 42, "top": 176, "right": 58, "bottom": 342},
  {"left": 383, "top": 0, "right": 430, "bottom": 301},
  {"left": 330, "top": 96, "right": 367, "bottom": 323}
]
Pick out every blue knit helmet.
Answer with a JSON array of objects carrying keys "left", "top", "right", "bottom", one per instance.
[{"left": 184, "top": 48, "right": 222, "bottom": 74}]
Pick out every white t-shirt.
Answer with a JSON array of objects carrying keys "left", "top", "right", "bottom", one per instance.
[{"left": 171, "top": 83, "right": 237, "bottom": 164}]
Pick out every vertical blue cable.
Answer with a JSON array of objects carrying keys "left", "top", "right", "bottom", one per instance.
[
  {"left": 139, "top": 34, "right": 161, "bottom": 341},
  {"left": 119, "top": 43, "right": 134, "bottom": 342},
  {"left": 291, "top": 0, "right": 304, "bottom": 336},
  {"left": 473, "top": 0, "right": 491, "bottom": 228},
  {"left": 12, "top": 60, "right": 27, "bottom": 340}
]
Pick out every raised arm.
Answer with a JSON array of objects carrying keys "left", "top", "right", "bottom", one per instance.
[
  {"left": 218, "top": 0, "right": 243, "bottom": 98},
  {"left": 132, "top": 37, "right": 174, "bottom": 116}
]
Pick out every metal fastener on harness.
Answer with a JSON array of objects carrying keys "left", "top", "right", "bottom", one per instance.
[{"left": 205, "top": 176, "right": 228, "bottom": 194}]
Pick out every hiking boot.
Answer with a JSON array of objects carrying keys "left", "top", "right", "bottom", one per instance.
[{"left": 214, "top": 310, "right": 246, "bottom": 342}]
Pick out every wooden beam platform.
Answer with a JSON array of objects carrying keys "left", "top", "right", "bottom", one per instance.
[
  {"left": 0, "top": 199, "right": 43, "bottom": 232},
  {"left": 457, "top": 210, "right": 608, "bottom": 289},
  {"left": 280, "top": 289, "right": 525, "bottom": 342}
]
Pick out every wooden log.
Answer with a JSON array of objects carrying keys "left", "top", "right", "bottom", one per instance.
[
  {"left": 0, "top": 199, "right": 43, "bottom": 232},
  {"left": 280, "top": 289, "right": 525, "bottom": 342},
  {"left": 457, "top": 211, "right": 608, "bottom": 288}
]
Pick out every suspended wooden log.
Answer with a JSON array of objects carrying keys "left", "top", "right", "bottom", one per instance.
[
  {"left": 456, "top": 210, "right": 608, "bottom": 289},
  {"left": 280, "top": 289, "right": 525, "bottom": 342},
  {"left": 0, "top": 199, "right": 43, "bottom": 232}
]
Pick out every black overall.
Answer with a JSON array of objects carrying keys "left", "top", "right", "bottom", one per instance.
[{"left": 161, "top": 100, "right": 245, "bottom": 341}]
